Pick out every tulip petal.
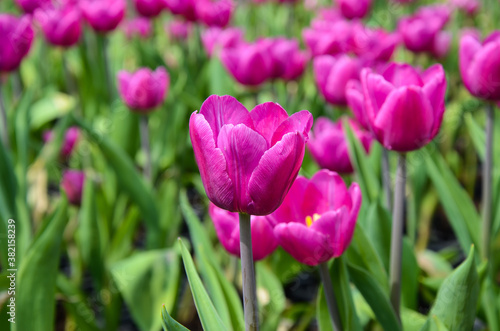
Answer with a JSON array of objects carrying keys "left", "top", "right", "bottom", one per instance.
[
  {"left": 217, "top": 124, "right": 268, "bottom": 212},
  {"left": 209, "top": 204, "right": 240, "bottom": 256},
  {"left": 248, "top": 131, "right": 306, "bottom": 215},
  {"left": 274, "top": 223, "right": 332, "bottom": 266},
  {"left": 189, "top": 112, "right": 235, "bottom": 210},
  {"left": 249, "top": 102, "right": 289, "bottom": 145},
  {"left": 361, "top": 68, "right": 394, "bottom": 123},
  {"left": 310, "top": 208, "right": 352, "bottom": 257},
  {"left": 270, "top": 110, "right": 313, "bottom": 146},
  {"left": 302, "top": 170, "right": 349, "bottom": 216},
  {"left": 422, "top": 64, "right": 447, "bottom": 138},
  {"left": 382, "top": 63, "right": 423, "bottom": 87},
  {"left": 467, "top": 40, "right": 500, "bottom": 100},
  {"left": 459, "top": 35, "right": 481, "bottom": 91},
  {"left": 199, "top": 95, "right": 253, "bottom": 143},
  {"left": 251, "top": 216, "right": 279, "bottom": 260},
  {"left": 266, "top": 176, "right": 309, "bottom": 227},
  {"left": 346, "top": 80, "right": 369, "bottom": 130},
  {"left": 373, "top": 86, "right": 434, "bottom": 151}
]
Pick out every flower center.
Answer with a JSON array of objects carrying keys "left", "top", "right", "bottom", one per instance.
[{"left": 305, "top": 213, "right": 321, "bottom": 227}]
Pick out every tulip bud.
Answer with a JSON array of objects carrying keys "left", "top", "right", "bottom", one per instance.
[
  {"left": 0, "top": 14, "right": 34, "bottom": 73},
  {"left": 43, "top": 126, "right": 80, "bottom": 158},
  {"left": 35, "top": 4, "right": 82, "bottom": 47},
  {"left": 61, "top": 170, "right": 85, "bottom": 206},
  {"left": 133, "top": 0, "right": 165, "bottom": 18},
  {"left": 123, "top": 17, "right": 152, "bottom": 39},
  {"left": 164, "top": 0, "right": 197, "bottom": 21},
  {"left": 196, "top": 0, "right": 234, "bottom": 28},
  {"left": 337, "top": 0, "right": 371, "bottom": 19},
  {"left": 81, "top": 0, "right": 126, "bottom": 33}
]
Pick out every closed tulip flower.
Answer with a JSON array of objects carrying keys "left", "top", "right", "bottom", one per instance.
[
  {"left": 220, "top": 42, "right": 273, "bottom": 86},
  {"left": 345, "top": 80, "right": 370, "bottom": 130},
  {"left": 35, "top": 4, "right": 82, "bottom": 47},
  {"left": 337, "top": 0, "right": 371, "bottom": 19},
  {"left": 263, "top": 37, "right": 308, "bottom": 81},
  {"left": 164, "top": 0, "right": 197, "bottom": 21},
  {"left": 16, "top": 0, "right": 51, "bottom": 14},
  {"left": 117, "top": 67, "right": 169, "bottom": 112},
  {"left": 459, "top": 31, "right": 500, "bottom": 101},
  {"left": 196, "top": 0, "right": 234, "bottom": 28},
  {"left": 0, "top": 14, "right": 34, "bottom": 73},
  {"left": 350, "top": 23, "right": 400, "bottom": 63},
  {"left": 43, "top": 126, "right": 80, "bottom": 158},
  {"left": 201, "top": 27, "right": 243, "bottom": 57},
  {"left": 209, "top": 203, "right": 278, "bottom": 260},
  {"left": 303, "top": 19, "right": 353, "bottom": 57},
  {"left": 308, "top": 117, "right": 372, "bottom": 174},
  {"left": 450, "top": 0, "right": 480, "bottom": 16},
  {"left": 123, "top": 17, "right": 152, "bottom": 39},
  {"left": 360, "top": 63, "right": 447, "bottom": 152},
  {"left": 61, "top": 170, "right": 85, "bottom": 206},
  {"left": 81, "top": 0, "right": 126, "bottom": 33},
  {"left": 190, "top": 95, "right": 313, "bottom": 215},
  {"left": 133, "top": 0, "right": 165, "bottom": 18},
  {"left": 270, "top": 170, "right": 361, "bottom": 266},
  {"left": 166, "top": 20, "right": 192, "bottom": 41},
  {"left": 313, "top": 54, "right": 361, "bottom": 106}
]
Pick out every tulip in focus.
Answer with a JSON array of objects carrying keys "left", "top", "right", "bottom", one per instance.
[
  {"left": 360, "top": 63, "right": 447, "bottom": 152},
  {"left": 196, "top": 0, "right": 234, "bottom": 28},
  {"left": 81, "top": 0, "right": 126, "bottom": 33},
  {"left": 313, "top": 54, "right": 361, "bottom": 106},
  {"left": 270, "top": 170, "right": 361, "bottom": 265},
  {"left": 189, "top": 95, "right": 313, "bottom": 215},
  {"left": 459, "top": 31, "right": 500, "bottom": 101},
  {"left": 308, "top": 117, "right": 372, "bottom": 174},
  {"left": 209, "top": 204, "right": 278, "bottom": 260},
  {"left": 201, "top": 27, "right": 243, "bottom": 57},
  {"left": 61, "top": 170, "right": 85, "bottom": 206},
  {"left": 133, "top": 0, "right": 165, "bottom": 18},
  {"left": 117, "top": 67, "right": 169, "bottom": 112},
  {"left": 15, "top": 0, "right": 51, "bottom": 14},
  {"left": 0, "top": 14, "right": 34, "bottom": 73},
  {"left": 35, "top": 4, "right": 82, "bottom": 47},
  {"left": 337, "top": 0, "right": 371, "bottom": 19},
  {"left": 43, "top": 126, "right": 80, "bottom": 158}
]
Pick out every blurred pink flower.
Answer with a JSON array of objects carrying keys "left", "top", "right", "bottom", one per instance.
[
  {"left": 35, "top": 3, "right": 82, "bottom": 47},
  {"left": 196, "top": 0, "right": 234, "bottom": 27},
  {"left": 166, "top": 20, "right": 193, "bottom": 41},
  {"left": 337, "top": 0, "right": 371, "bottom": 19},
  {"left": 61, "top": 170, "right": 85, "bottom": 206},
  {"left": 123, "top": 17, "right": 152, "bottom": 39},
  {"left": 43, "top": 126, "right": 80, "bottom": 158},
  {"left": 15, "top": 0, "right": 51, "bottom": 14},
  {"left": 164, "top": 0, "right": 197, "bottom": 21},
  {"left": 81, "top": 0, "right": 126, "bottom": 33},
  {"left": 0, "top": 14, "right": 34, "bottom": 72},
  {"left": 201, "top": 27, "right": 244, "bottom": 57},
  {"left": 133, "top": 0, "right": 165, "bottom": 18}
]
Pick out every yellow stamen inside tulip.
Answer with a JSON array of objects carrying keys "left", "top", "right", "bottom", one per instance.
[{"left": 306, "top": 213, "right": 322, "bottom": 227}]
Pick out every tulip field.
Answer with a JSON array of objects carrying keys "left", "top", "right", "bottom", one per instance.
[{"left": 2, "top": 0, "right": 500, "bottom": 330}]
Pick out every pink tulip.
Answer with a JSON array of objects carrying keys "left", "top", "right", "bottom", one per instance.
[
  {"left": 345, "top": 80, "right": 370, "bottom": 130},
  {"left": 81, "top": 0, "right": 126, "bottom": 33},
  {"left": 61, "top": 170, "right": 85, "bottom": 206},
  {"left": 459, "top": 31, "right": 500, "bottom": 101},
  {"left": 133, "top": 0, "right": 165, "bottom": 18},
  {"left": 360, "top": 63, "right": 447, "bottom": 152},
  {"left": 117, "top": 67, "right": 169, "bottom": 112},
  {"left": 308, "top": 117, "right": 372, "bottom": 174},
  {"left": 0, "top": 15, "right": 34, "bottom": 73},
  {"left": 313, "top": 54, "right": 361, "bottom": 106},
  {"left": 337, "top": 0, "right": 371, "bottom": 19},
  {"left": 201, "top": 27, "right": 243, "bottom": 57},
  {"left": 15, "top": 0, "right": 51, "bottom": 14},
  {"left": 220, "top": 42, "right": 273, "bottom": 86},
  {"left": 166, "top": 20, "right": 193, "bottom": 41},
  {"left": 350, "top": 23, "right": 400, "bottom": 63},
  {"left": 35, "top": 4, "right": 82, "bottom": 47},
  {"left": 262, "top": 37, "right": 308, "bottom": 81},
  {"left": 398, "top": 5, "right": 451, "bottom": 58},
  {"left": 303, "top": 19, "right": 353, "bottom": 57},
  {"left": 123, "top": 17, "right": 152, "bottom": 39},
  {"left": 196, "top": 0, "right": 234, "bottom": 27},
  {"left": 209, "top": 203, "right": 278, "bottom": 260},
  {"left": 270, "top": 170, "right": 361, "bottom": 266},
  {"left": 43, "top": 126, "right": 80, "bottom": 158},
  {"left": 450, "top": 0, "right": 480, "bottom": 16},
  {"left": 164, "top": 0, "right": 197, "bottom": 21},
  {"left": 189, "top": 95, "right": 313, "bottom": 215}
]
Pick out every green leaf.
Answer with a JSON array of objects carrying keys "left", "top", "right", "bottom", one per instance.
[
  {"left": 422, "top": 246, "right": 479, "bottom": 331},
  {"left": 162, "top": 305, "right": 190, "bottom": 331},
  {"left": 420, "top": 315, "right": 451, "bottom": 331},
  {"left": 16, "top": 197, "right": 68, "bottom": 331},
  {"left": 257, "top": 264, "right": 286, "bottom": 331},
  {"left": 178, "top": 238, "right": 228, "bottom": 331},
  {"left": 30, "top": 92, "right": 76, "bottom": 130},
  {"left": 110, "top": 249, "right": 180, "bottom": 331},
  {"left": 347, "top": 262, "right": 401, "bottom": 331},
  {"left": 402, "top": 308, "right": 427, "bottom": 331},
  {"left": 401, "top": 239, "right": 419, "bottom": 310},
  {"left": 464, "top": 113, "right": 485, "bottom": 161}
]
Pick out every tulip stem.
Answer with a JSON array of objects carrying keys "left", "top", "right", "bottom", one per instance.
[
  {"left": 139, "top": 115, "right": 152, "bottom": 183},
  {"left": 239, "top": 212, "right": 259, "bottom": 331},
  {"left": 389, "top": 153, "right": 406, "bottom": 324},
  {"left": 0, "top": 80, "right": 9, "bottom": 149},
  {"left": 482, "top": 104, "right": 494, "bottom": 261},
  {"left": 98, "top": 35, "right": 114, "bottom": 101},
  {"left": 382, "top": 148, "right": 392, "bottom": 211},
  {"left": 319, "top": 262, "right": 342, "bottom": 331}
]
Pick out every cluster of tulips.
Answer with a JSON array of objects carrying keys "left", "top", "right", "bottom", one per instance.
[{"left": 1, "top": 0, "right": 500, "bottom": 330}]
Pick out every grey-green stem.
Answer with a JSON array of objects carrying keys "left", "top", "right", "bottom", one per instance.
[
  {"left": 239, "top": 213, "right": 259, "bottom": 331},
  {"left": 482, "top": 104, "right": 494, "bottom": 261},
  {"left": 382, "top": 148, "right": 392, "bottom": 211},
  {"left": 389, "top": 153, "right": 406, "bottom": 323},
  {"left": 319, "top": 262, "right": 342, "bottom": 331},
  {"left": 139, "top": 115, "right": 152, "bottom": 183}
]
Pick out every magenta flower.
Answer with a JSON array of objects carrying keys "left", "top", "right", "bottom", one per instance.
[
  {"left": 166, "top": 20, "right": 193, "bottom": 41},
  {"left": 345, "top": 80, "right": 370, "bottom": 131},
  {"left": 270, "top": 170, "right": 361, "bottom": 266},
  {"left": 123, "top": 17, "right": 152, "bottom": 39},
  {"left": 459, "top": 31, "right": 500, "bottom": 101},
  {"left": 308, "top": 117, "right": 372, "bottom": 174},
  {"left": 164, "top": 0, "right": 197, "bottom": 21},
  {"left": 260, "top": 37, "right": 307, "bottom": 81},
  {"left": 201, "top": 27, "right": 243, "bottom": 57},
  {"left": 220, "top": 42, "right": 273, "bottom": 86},
  {"left": 35, "top": 4, "right": 82, "bottom": 47},
  {"left": 337, "top": 0, "right": 371, "bottom": 19},
  {"left": 117, "top": 67, "right": 169, "bottom": 112},
  {"left": 303, "top": 19, "right": 353, "bottom": 57},
  {"left": 350, "top": 23, "right": 400, "bottom": 63},
  {"left": 360, "top": 63, "right": 447, "bottom": 152},
  {"left": 398, "top": 5, "right": 451, "bottom": 58},
  {"left": 0, "top": 14, "right": 34, "bottom": 73},
  {"left": 450, "top": 0, "right": 480, "bottom": 16},
  {"left": 15, "top": 0, "right": 51, "bottom": 14},
  {"left": 133, "top": 0, "right": 165, "bottom": 18},
  {"left": 43, "top": 126, "right": 80, "bottom": 158},
  {"left": 209, "top": 203, "right": 278, "bottom": 260},
  {"left": 81, "top": 0, "right": 126, "bottom": 33},
  {"left": 196, "top": 0, "right": 234, "bottom": 28},
  {"left": 190, "top": 95, "right": 313, "bottom": 215},
  {"left": 61, "top": 170, "right": 85, "bottom": 206},
  {"left": 313, "top": 54, "right": 361, "bottom": 106}
]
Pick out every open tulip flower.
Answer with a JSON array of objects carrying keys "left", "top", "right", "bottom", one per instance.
[
  {"left": 35, "top": 4, "right": 82, "bottom": 47},
  {"left": 269, "top": 170, "right": 361, "bottom": 266},
  {"left": 0, "top": 14, "right": 34, "bottom": 73},
  {"left": 460, "top": 31, "right": 500, "bottom": 101},
  {"left": 81, "top": 0, "right": 126, "bottom": 33},
  {"left": 209, "top": 203, "right": 278, "bottom": 260},
  {"left": 189, "top": 95, "right": 313, "bottom": 215},
  {"left": 308, "top": 117, "right": 372, "bottom": 174},
  {"left": 360, "top": 63, "right": 447, "bottom": 152}
]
